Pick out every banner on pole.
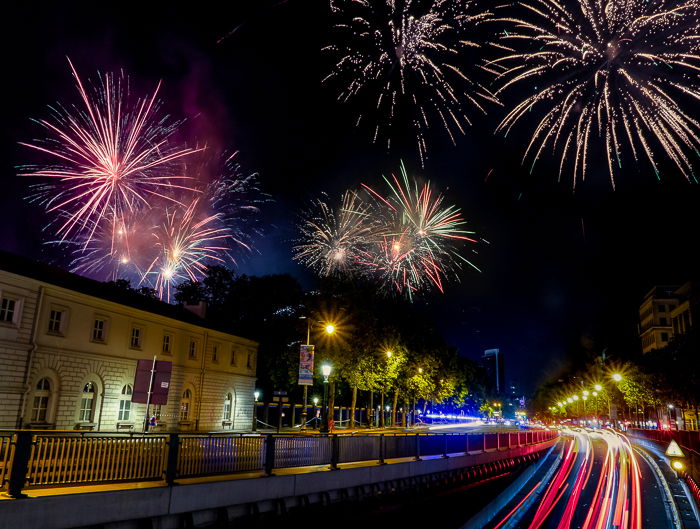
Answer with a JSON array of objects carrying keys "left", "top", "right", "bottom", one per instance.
[
  {"left": 298, "top": 345, "right": 314, "bottom": 386},
  {"left": 132, "top": 359, "right": 172, "bottom": 404}
]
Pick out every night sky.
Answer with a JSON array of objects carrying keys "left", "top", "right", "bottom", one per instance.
[{"left": 3, "top": 1, "right": 700, "bottom": 394}]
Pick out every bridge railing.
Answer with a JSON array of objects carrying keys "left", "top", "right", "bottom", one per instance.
[{"left": 0, "top": 429, "right": 558, "bottom": 497}]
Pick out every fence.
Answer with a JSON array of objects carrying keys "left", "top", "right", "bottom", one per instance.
[
  {"left": 627, "top": 428, "right": 700, "bottom": 485},
  {"left": 0, "top": 429, "right": 558, "bottom": 497}
]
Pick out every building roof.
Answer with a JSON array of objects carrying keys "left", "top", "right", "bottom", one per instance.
[{"left": 0, "top": 250, "right": 253, "bottom": 342}]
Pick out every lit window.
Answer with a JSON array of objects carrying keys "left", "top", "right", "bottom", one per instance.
[
  {"left": 212, "top": 344, "right": 219, "bottom": 363},
  {"left": 230, "top": 349, "right": 236, "bottom": 366},
  {"left": 180, "top": 389, "right": 192, "bottom": 421},
  {"left": 118, "top": 385, "right": 133, "bottom": 421},
  {"left": 48, "top": 309, "right": 63, "bottom": 333},
  {"left": 130, "top": 327, "right": 142, "bottom": 349},
  {"left": 0, "top": 297, "right": 16, "bottom": 323},
  {"left": 79, "top": 382, "right": 96, "bottom": 422},
  {"left": 223, "top": 393, "right": 233, "bottom": 420},
  {"left": 188, "top": 340, "right": 197, "bottom": 360},
  {"left": 92, "top": 319, "right": 106, "bottom": 342}
]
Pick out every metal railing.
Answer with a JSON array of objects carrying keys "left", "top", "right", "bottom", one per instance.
[
  {"left": 27, "top": 433, "right": 167, "bottom": 487},
  {"left": 0, "top": 429, "right": 558, "bottom": 497},
  {"left": 177, "top": 434, "right": 265, "bottom": 478}
]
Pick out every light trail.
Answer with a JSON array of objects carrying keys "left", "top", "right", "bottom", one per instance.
[{"left": 489, "top": 428, "right": 644, "bottom": 529}]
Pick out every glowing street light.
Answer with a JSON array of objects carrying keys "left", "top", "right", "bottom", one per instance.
[
  {"left": 325, "top": 323, "right": 336, "bottom": 335},
  {"left": 252, "top": 390, "right": 260, "bottom": 432},
  {"left": 320, "top": 363, "right": 333, "bottom": 433},
  {"left": 612, "top": 373, "right": 623, "bottom": 382},
  {"left": 594, "top": 384, "right": 603, "bottom": 392}
]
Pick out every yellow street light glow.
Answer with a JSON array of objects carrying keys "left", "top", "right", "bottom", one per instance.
[
  {"left": 582, "top": 390, "right": 590, "bottom": 396},
  {"left": 582, "top": 395, "right": 588, "bottom": 401},
  {"left": 672, "top": 460, "right": 684, "bottom": 471},
  {"left": 386, "top": 351, "right": 393, "bottom": 358},
  {"left": 612, "top": 373, "right": 623, "bottom": 382},
  {"left": 594, "top": 384, "right": 603, "bottom": 391},
  {"left": 592, "top": 392, "right": 598, "bottom": 397},
  {"left": 567, "top": 398, "right": 573, "bottom": 403},
  {"left": 325, "top": 324, "right": 336, "bottom": 335},
  {"left": 558, "top": 402, "right": 564, "bottom": 407},
  {"left": 418, "top": 367, "right": 423, "bottom": 374},
  {"left": 572, "top": 395, "right": 579, "bottom": 401}
]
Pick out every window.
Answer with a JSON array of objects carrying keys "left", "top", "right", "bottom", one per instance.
[
  {"left": 162, "top": 334, "right": 172, "bottom": 354},
  {"left": 660, "top": 317, "right": 668, "bottom": 326},
  {"left": 0, "top": 297, "right": 17, "bottom": 323},
  {"left": 188, "top": 340, "right": 197, "bottom": 360},
  {"left": 130, "top": 327, "right": 142, "bottom": 349},
  {"left": 658, "top": 304, "right": 666, "bottom": 312},
  {"left": 223, "top": 393, "right": 233, "bottom": 420},
  {"left": 78, "top": 382, "right": 96, "bottom": 422},
  {"left": 118, "top": 385, "right": 133, "bottom": 421},
  {"left": 152, "top": 404, "right": 162, "bottom": 421},
  {"left": 92, "top": 318, "right": 106, "bottom": 342},
  {"left": 247, "top": 352, "right": 253, "bottom": 369},
  {"left": 48, "top": 309, "right": 63, "bottom": 333},
  {"left": 31, "top": 378, "right": 51, "bottom": 422},
  {"left": 230, "top": 349, "right": 236, "bottom": 366},
  {"left": 212, "top": 344, "right": 219, "bottom": 363},
  {"left": 180, "top": 389, "right": 192, "bottom": 421},
  {"left": 661, "top": 332, "right": 669, "bottom": 342}
]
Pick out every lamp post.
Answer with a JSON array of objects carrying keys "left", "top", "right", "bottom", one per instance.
[
  {"left": 381, "top": 351, "right": 392, "bottom": 428},
  {"left": 252, "top": 391, "right": 260, "bottom": 432},
  {"left": 299, "top": 318, "right": 336, "bottom": 432},
  {"left": 320, "top": 363, "right": 332, "bottom": 433}
]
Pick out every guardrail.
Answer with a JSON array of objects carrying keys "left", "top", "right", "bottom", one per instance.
[
  {"left": 627, "top": 428, "right": 700, "bottom": 485},
  {"left": 0, "top": 429, "right": 557, "bottom": 497}
]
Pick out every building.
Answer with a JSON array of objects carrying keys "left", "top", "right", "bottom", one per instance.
[
  {"left": 671, "top": 281, "right": 698, "bottom": 338},
  {"left": 639, "top": 286, "right": 679, "bottom": 354},
  {"left": 482, "top": 348, "right": 505, "bottom": 395},
  {"left": 639, "top": 283, "right": 698, "bottom": 354},
  {"left": 0, "top": 251, "right": 258, "bottom": 431}
]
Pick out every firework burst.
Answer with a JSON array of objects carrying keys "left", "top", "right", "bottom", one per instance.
[
  {"left": 487, "top": 0, "right": 700, "bottom": 186},
  {"left": 143, "top": 197, "right": 233, "bottom": 302},
  {"left": 324, "top": 0, "right": 497, "bottom": 164},
  {"left": 20, "top": 58, "right": 201, "bottom": 243},
  {"left": 359, "top": 161, "right": 479, "bottom": 298},
  {"left": 293, "top": 190, "right": 375, "bottom": 276}
]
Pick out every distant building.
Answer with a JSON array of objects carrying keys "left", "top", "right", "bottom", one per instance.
[
  {"left": 639, "top": 286, "right": 679, "bottom": 354},
  {"left": 639, "top": 283, "right": 698, "bottom": 354},
  {"left": 0, "top": 251, "right": 258, "bottom": 431},
  {"left": 482, "top": 348, "right": 504, "bottom": 394}
]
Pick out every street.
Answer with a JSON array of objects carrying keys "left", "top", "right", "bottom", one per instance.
[{"left": 471, "top": 428, "right": 694, "bottom": 529}]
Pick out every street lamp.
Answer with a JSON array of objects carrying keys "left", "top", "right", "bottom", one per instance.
[
  {"left": 252, "top": 391, "right": 260, "bottom": 432},
  {"left": 612, "top": 373, "right": 623, "bottom": 382},
  {"left": 381, "top": 351, "right": 393, "bottom": 428},
  {"left": 320, "top": 363, "right": 332, "bottom": 433},
  {"left": 299, "top": 318, "right": 337, "bottom": 432}
]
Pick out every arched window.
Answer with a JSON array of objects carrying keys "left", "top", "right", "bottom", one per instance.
[
  {"left": 180, "top": 389, "right": 192, "bottom": 421},
  {"left": 31, "top": 378, "right": 51, "bottom": 422},
  {"left": 119, "top": 385, "right": 133, "bottom": 421},
  {"left": 223, "top": 393, "right": 233, "bottom": 420},
  {"left": 78, "top": 382, "right": 96, "bottom": 422}
]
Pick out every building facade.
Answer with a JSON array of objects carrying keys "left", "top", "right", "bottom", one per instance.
[
  {"left": 639, "top": 283, "right": 698, "bottom": 354},
  {"left": 639, "top": 286, "right": 678, "bottom": 354},
  {"left": 0, "top": 253, "right": 258, "bottom": 432}
]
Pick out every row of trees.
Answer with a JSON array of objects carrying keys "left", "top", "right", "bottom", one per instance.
[
  {"left": 532, "top": 325, "right": 700, "bottom": 427},
  {"left": 173, "top": 267, "right": 489, "bottom": 425}
]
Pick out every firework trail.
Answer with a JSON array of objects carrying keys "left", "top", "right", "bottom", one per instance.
[
  {"left": 324, "top": 0, "right": 497, "bottom": 164},
  {"left": 65, "top": 153, "right": 267, "bottom": 298},
  {"left": 487, "top": 0, "right": 700, "bottom": 187},
  {"left": 142, "top": 197, "right": 233, "bottom": 303},
  {"left": 206, "top": 152, "right": 269, "bottom": 262},
  {"left": 20, "top": 58, "right": 202, "bottom": 244},
  {"left": 293, "top": 190, "right": 376, "bottom": 276},
  {"left": 359, "top": 161, "right": 479, "bottom": 298}
]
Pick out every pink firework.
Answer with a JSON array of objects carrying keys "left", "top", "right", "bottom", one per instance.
[
  {"left": 142, "top": 197, "right": 232, "bottom": 302},
  {"left": 20, "top": 58, "right": 201, "bottom": 245}
]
